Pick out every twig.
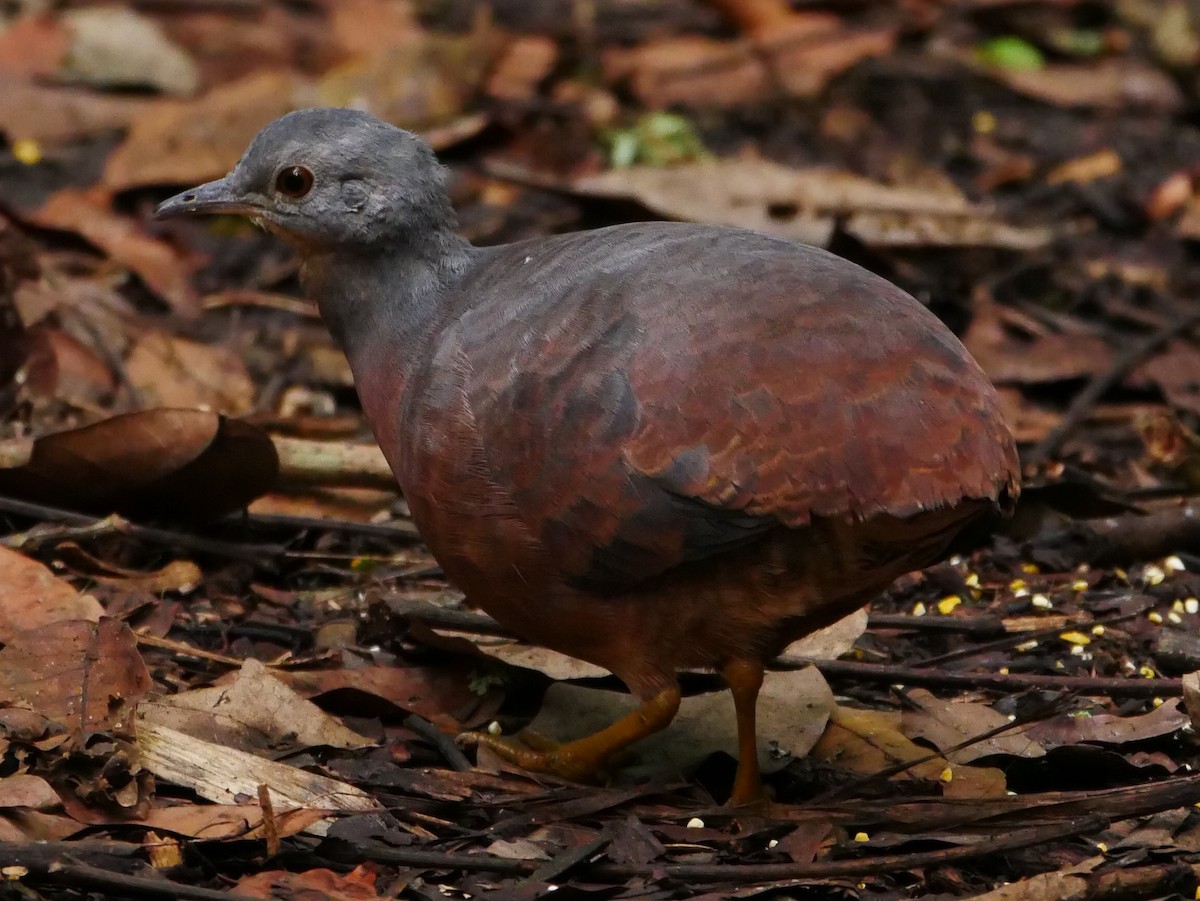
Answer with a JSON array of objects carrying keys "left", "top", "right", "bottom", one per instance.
[
  {"left": 0, "top": 495, "right": 287, "bottom": 563},
  {"left": 1028, "top": 304, "right": 1200, "bottom": 465},
  {"left": 778, "top": 656, "right": 1180, "bottom": 698},
  {"left": 403, "top": 713, "right": 473, "bottom": 772},
  {"left": 913, "top": 605, "right": 1148, "bottom": 668},
  {"left": 590, "top": 814, "right": 1108, "bottom": 882}
]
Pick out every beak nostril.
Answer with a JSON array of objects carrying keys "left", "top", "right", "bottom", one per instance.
[{"left": 183, "top": 193, "right": 196, "bottom": 202}]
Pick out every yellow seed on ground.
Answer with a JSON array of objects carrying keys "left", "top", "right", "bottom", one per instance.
[
  {"left": 1009, "top": 579, "right": 1027, "bottom": 592},
  {"left": 1021, "top": 563, "right": 1040, "bottom": 574},
  {"left": 12, "top": 139, "right": 41, "bottom": 165},
  {"left": 973, "top": 110, "right": 996, "bottom": 133},
  {"left": 1092, "top": 624, "right": 1106, "bottom": 636},
  {"left": 1060, "top": 631, "right": 1090, "bottom": 645},
  {"left": 1165, "top": 555, "right": 1186, "bottom": 572},
  {"left": 1140, "top": 665, "right": 1156, "bottom": 678},
  {"left": 1148, "top": 611, "right": 1164, "bottom": 624},
  {"left": 964, "top": 573, "right": 980, "bottom": 589},
  {"left": 1072, "top": 580, "right": 1089, "bottom": 592},
  {"left": 912, "top": 602, "right": 927, "bottom": 616},
  {"left": 940, "top": 767, "right": 953, "bottom": 782},
  {"left": 1031, "top": 594, "right": 1052, "bottom": 609},
  {"left": 937, "top": 596, "right": 962, "bottom": 614},
  {"left": 854, "top": 832, "right": 869, "bottom": 843},
  {"left": 687, "top": 818, "right": 705, "bottom": 829}
]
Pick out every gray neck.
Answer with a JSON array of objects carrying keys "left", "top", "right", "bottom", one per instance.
[{"left": 304, "top": 229, "right": 473, "bottom": 379}]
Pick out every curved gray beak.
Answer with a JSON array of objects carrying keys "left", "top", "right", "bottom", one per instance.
[{"left": 154, "top": 176, "right": 260, "bottom": 219}]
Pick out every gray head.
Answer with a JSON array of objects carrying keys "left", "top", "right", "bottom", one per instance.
[{"left": 155, "top": 108, "right": 456, "bottom": 249}]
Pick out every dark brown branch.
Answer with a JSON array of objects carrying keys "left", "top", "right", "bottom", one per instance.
[{"left": 780, "top": 656, "right": 1180, "bottom": 698}]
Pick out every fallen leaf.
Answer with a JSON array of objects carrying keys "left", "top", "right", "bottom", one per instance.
[
  {"left": 0, "top": 546, "right": 102, "bottom": 644},
  {"left": 962, "top": 302, "right": 1113, "bottom": 385},
  {"left": 0, "top": 617, "right": 150, "bottom": 736},
  {"left": 902, "top": 688, "right": 1046, "bottom": 763},
  {"left": 1029, "top": 699, "right": 1189, "bottom": 748},
  {"left": 140, "top": 659, "right": 374, "bottom": 754},
  {"left": 983, "top": 58, "right": 1184, "bottom": 111},
  {"left": 782, "top": 608, "right": 868, "bottom": 659},
  {"left": 0, "top": 409, "right": 279, "bottom": 521},
  {"left": 102, "top": 70, "right": 316, "bottom": 192},
  {"left": 811, "top": 706, "right": 1008, "bottom": 798},
  {"left": 0, "top": 13, "right": 70, "bottom": 79},
  {"left": 125, "top": 330, "right": 256, "bottom": 415},
  {"left": 0, "top": 76, "right": 152, "bottom": 144},
  {"left": 0, "top": 774, "right": 62, "bottom": 810},
  {"left": 279, "top": 664, "right": 483, "bottom": 733},
  {"left": 570, "top": 158, "right": 1058, "bottom": 250},
  {"left": 52, "top": 542, "right": 201, "bottom": 594},
  {"left": 25, "top": 189, "right": 197, "bottom": 314},
  {"left": 235, "top": 866, "right": 379, "bottom": 900},
  {"left": 60, "top": 6, "right": 199, "bottom": 95}
]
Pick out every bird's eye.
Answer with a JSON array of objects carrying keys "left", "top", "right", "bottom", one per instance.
[{"left": 275, "top": 166, "right": 313, "bottom": 199}]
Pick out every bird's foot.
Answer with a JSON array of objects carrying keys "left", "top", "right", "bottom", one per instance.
[{"left": 457, "top": 729, "right": 605, "bottom": 783}]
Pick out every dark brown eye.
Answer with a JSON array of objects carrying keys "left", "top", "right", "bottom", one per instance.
[{"left": 275, "top": 166, "right": 313, "bottom": 199}]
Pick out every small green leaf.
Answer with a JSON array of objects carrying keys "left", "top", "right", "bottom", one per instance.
[{"left": 976, "top": 36, "right": 1046, "bottom": 71}]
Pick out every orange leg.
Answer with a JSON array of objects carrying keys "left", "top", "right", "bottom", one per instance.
[
  {"left": 723, "top": 658, "right": 767, "bottom": 806},
  {"left": 459, "top": 685, "right": 681, "bottom": 783}
]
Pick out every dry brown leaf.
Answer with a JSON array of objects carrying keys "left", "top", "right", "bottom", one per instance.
[
  {"left": 317, "top": 32, "right": 499, "bottom": 130},
  {"left": 130, "top": 803, "right": 328, "bottom": 842},
  {"left": 1028, "top": 699, "right": 1189, "bottom": 748},
  {"left": 0, "top": 76, "right": 152, "bottom": 144},
  {"left": 811, "top": 706, "right": 1008, "bottom": 798},
  {"left": 0, "top": 809, "right": 82, "bottom": 842},
  {"left": 102, "top": 70, "right": 316, "bottom": 192},
  {"left": 16, "top": 322, "right": 117, "bottom": 406},
  {"left": 52, "top": 542, "right": 201, "bottom": 594},
  {"left": 26, "top": 189, "right": 197, "bottom": 314},
  {"left": 140, "top": 659, "right": 374, "bottom": 754},
  {"left": 571, "top": 159, "right": 1057, "bottom": 250},
  {"left": 0, "top": 546, "right": 102, "bottom": 644},
  {"left": 0, "top": 618, "right": 150, "bottom": 736},
  {"left": 781, "top": 608, "right": 868, "bottom": 660},
  {"left": 602, "top": 36, "right": 769, "bottom": 110},
  {"left": 0, "top": 13, "right": 70, "bottom": 79},
  {"left": 60, "top": 6, "right": 199, "bottom": 95},
  {"left": 235, "top": 866, "right": 379, "bottom": 900},
  {"left": 125, "top": 330, "right": 256, "bottom": 415},
  {"left": 1132, "top": 340, "right": 1200, "bottom": 415},
  {"left": 603, "top": 16, "right": 893, "bottom": 108},
  {"left": 486, "top": 35, "right": 559, "bottom": 101},
  {"left": 901, "top": 688, "right": 1046, "bottom": 764},
  {"left": 962, "top": 303, "right": 1113, "bottom": 386},
  {"left": 985, "top": 59, "right": 1184, "bottom": 111},
  {"left": 278, "top": 664, "right": 482, "bottom": 733},
  {"left": 0, "top": 409, "right": 279, "bottom": 521},
  {"left": 0, "top": 774, "right": 62, "bottom": 810}
]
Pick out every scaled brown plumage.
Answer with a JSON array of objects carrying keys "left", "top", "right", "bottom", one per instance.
[{"left": 157, "top": 109, "right": 1019, "bottom": 805}]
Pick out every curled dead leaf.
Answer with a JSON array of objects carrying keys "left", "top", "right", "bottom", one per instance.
[{"left": 0, "top": 408, "right": 279, "bottom": 520}]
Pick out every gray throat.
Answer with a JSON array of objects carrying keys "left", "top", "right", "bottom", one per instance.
[{"left": 305, "top": 230, "right": 474, "bottom": 378}]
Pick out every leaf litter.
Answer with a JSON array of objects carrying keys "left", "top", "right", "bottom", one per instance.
[{"left": 4, "top": 0, "right": 1200, "bottom": 898}]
